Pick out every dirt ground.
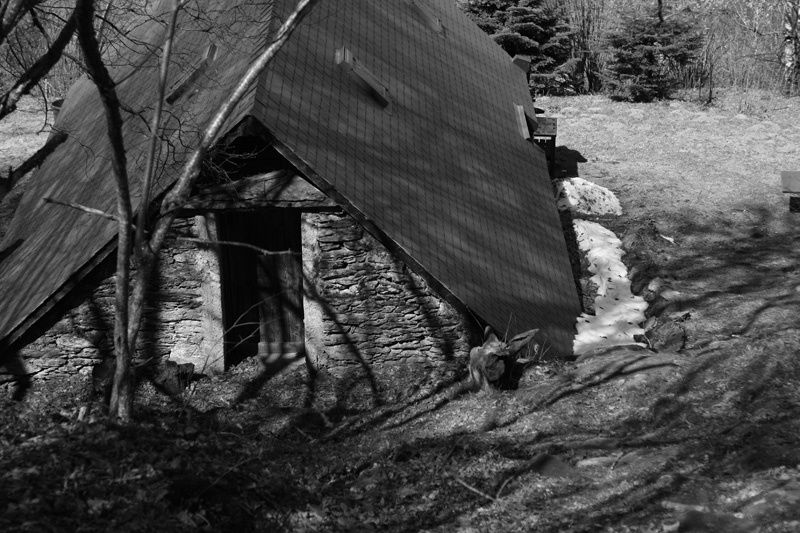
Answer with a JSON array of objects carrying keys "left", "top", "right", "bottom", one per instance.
[{"left": 2, "top": 92, "right": 800, "bottom": 532}]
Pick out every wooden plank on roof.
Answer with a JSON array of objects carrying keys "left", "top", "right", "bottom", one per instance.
[
  {"left": 533, "top": 116, "right": 557, "bottom": 137},
  {"left": 335, "top": 47, "right": 391, "bottom": 108},
  {"left": 407, "top": 0, "right": 445, "bottom": 35},
  {"left": 512, "top": 55, "right": 531, "bottom": 73},
  {"left": 166, "top": 44, "right": 218, "bottom": 104},
  {"left": 515, "top": 104, "right": 530, "bottom": 140}
]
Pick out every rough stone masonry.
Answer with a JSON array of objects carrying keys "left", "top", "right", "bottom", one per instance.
[{"left": 6, "top": 210, "right": 474, "bottom": 400}]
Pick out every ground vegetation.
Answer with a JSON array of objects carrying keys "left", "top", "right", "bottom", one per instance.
[
  {"left": 460, "top": 0, "right": 800, "bottom": 102},
  {"left": 3, "top": 91, "right": 800, "bottom": 532}
]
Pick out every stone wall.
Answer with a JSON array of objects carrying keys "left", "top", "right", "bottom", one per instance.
[
  {"left": 6, "top": 209, "right": 474, "bottom": 402},
  {"left": 10, "top": 217, "right": 217, "bottom": 382},
  {"left": 302, "top": 212, "right": 473, "bottom": 399}
]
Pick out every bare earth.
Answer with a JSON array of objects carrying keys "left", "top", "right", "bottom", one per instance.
[{"left": 2, "top": 93, "right": 800, "bottom": 532}]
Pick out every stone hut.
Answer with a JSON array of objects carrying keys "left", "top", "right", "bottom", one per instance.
[{"left": 0, "top": 0, "right": 580, "bottom": 398}]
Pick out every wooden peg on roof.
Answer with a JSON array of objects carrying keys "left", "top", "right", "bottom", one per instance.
[
  {"left": 335, "top": 47, "right": 392, "bottom": 108},
  {"left": 512, "top": 54, "right": 532, "bottom": 74},
  {"left": 407, "top": 0, "right": 445, "bottom": 35},
  {"left": 514, "top": 104, "right": 531, "bottom": 140}
]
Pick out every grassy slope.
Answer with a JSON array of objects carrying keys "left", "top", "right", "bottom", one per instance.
[{"left": 2, "top": 94, "right": 800, "bottom": 532}]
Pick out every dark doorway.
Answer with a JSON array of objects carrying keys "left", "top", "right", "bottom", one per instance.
[{"left": 218, "top": 209, "right": 303, "bottom": 368}]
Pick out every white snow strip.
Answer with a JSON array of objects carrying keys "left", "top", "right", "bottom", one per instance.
[
  {"left": 556, "top": 177, "right": 622, "bottom": 217},
  {"left": 573, "top": 219, "right": 647, "bottom": 355}
]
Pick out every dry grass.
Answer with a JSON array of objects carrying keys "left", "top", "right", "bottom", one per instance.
[
  {"left": 543, "top": 93, "right": 800, "bottom": 228},
  {"left": 0, "top": 97, "right": 50, "bottom": 172}
]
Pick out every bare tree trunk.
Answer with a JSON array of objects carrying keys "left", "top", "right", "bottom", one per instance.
[
  {"left": 76, "top": 0, "right": 135, "bottom": 423},
  {"left": 75, "top": 0, "right": 320, "bottom": 423},
  {"left": 657, "top": 0, "right": 663, "bottom": 24}
]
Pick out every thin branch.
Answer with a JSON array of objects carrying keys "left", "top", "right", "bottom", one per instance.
[
  {"left": 43, "top": 196, "right": 121, "bottom": 224},
  {"left": 135, "top": 0, "right": 180, "bottom": 251},
  {"left": 453, "top": 476, "right": 497, "bottom": 503},
  {"left": 175, "top": 237, "right": 298, "bottom": 256},
  {"left": 495, "top": 476, "right": 514, "bottom": 499},
  {"left": 27, "top": 4, "right": 49, "bottom": 47},
  {"left": 97, "top": 0, "right": 115, "bottom": 48}
]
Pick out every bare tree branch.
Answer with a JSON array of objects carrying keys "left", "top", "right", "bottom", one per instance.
[
  {"left": 126, "top": 0, "right": 321, "bottom": 349},
  {"left": 176, "top": 237, "right": 298, "bottom": 256},
  {"left": 43, "top": 195, "right": 121, "bottom": 223},
  {"left": 96, "top": 0, "right": 114, "bottom": 47},
  {"left": 0, "top": 5, "right": 76, "bottom": 120},
  {"left": 135, "top": 0, "right": 179, "bottom": 252},
  {"left": 0, "top": 0, "right": 46, "bottom": 46}
]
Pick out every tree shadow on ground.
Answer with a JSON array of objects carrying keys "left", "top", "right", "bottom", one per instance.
[
  {"left": 552, "top": 145, "right": 587, "bottom": 179},
  {"left": 612, "top": 204, "right": 800, "bottom": 343},
  {"left": 8, "top": 197, "right": 800, "bottom": 530},
  {"left": 159, "top": 196, "right": 800, "bottom": 530}
]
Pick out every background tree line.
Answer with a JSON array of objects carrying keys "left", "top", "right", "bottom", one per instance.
[
  {"left": 1, "top": 1, "right": 797, "bottom": 109},
  {"left": 457, "top": 0, "right": 800, "bottom": 102}
]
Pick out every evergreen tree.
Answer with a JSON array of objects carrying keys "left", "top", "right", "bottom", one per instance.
[
  {"left": 604, "top": 6, "right": 702, "bottom": 102},
  {"left": 459, "top": 0, "right": 574, "bottom": 95}
]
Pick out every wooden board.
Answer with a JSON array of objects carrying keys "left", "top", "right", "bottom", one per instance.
[
  {"left": 533, "top": 116, "right": 558, "bottom": 137},
  {"left": 781, "top": 171, "right": 800, "bottom": 193}
]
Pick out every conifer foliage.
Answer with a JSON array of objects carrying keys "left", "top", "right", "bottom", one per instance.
[
  {"left": 459, "top": 0, "right": 573, "bottom": 95},
  {"left": 604, "top": 6, "right": 702, "bottom": 102}
]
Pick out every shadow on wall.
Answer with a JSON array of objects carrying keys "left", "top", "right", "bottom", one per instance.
[
  {"left": 0, "top": 345, "right": 30, "bottom": 401},
  {"left": 233, "top": 268, "right": 381, "bottom": 409},
  {"left": 232, "top": 244, "right": 472, "bottom": 415},
  {"left": 1, "top": 287, "right": 115, "bottom": 402}
]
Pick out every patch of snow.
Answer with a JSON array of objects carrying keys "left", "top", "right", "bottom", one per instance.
[
  {"left": 573, "top": 219, "right": 647, "bottom": 355},
  {"left": 556, "top": 178, "right": 622, "bottom": 217}
]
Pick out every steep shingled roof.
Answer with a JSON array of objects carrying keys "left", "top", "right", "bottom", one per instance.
[{"left": 0, "top": 0, "right": 580, "bottom": 354}]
